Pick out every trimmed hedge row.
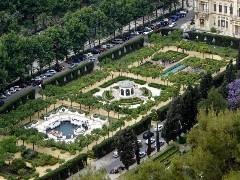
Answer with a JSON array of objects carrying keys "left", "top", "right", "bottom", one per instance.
[
  {"left": 0, "top": 89, "right": 35, "bottom": 114},
  {"left": 99, "top": 76, "right": 146, "bottom": 88},
  {"left": 148, "top": 83, "right": 168, "bottom": 90},
  {"left": 92, "top": 115, "right": 151, "bottom": 159},
  {"left": 98, "top": 35, "right": 145, "bottom": 62},
  {"left": 44, "top": 62, "right": 94, "bottom": 86},
  {"left": 188, "top": 31, "right": 240, "bottom": 49},
  {"left": 38, "top": 153, "right": 87, "bottom": 180}
]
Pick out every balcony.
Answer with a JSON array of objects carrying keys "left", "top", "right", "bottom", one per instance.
[{"left": 195, "top": 7, "right": 209, "bottom": 13}]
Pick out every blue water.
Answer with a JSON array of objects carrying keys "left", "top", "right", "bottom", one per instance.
[
  {"left": 47, "top": 121, "right": 79, "bottom": 139},
  {"left": 162, "top": 63, "right": 186, "bottom": 77}
]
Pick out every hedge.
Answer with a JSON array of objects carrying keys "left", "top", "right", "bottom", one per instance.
[
  {"left": 98, "top": 35, "right": 144, "bottom": 62},
  {"left": 38, "top": 153, "right": 87, "bottom": 180},
  {"left": 99, "top": 76, "right": 146, "bottom": 89},
  {"left": 92, "top": 115, "right": 151, "bottom": 159},
  {"left": 156, "top": 105, "right": 169, "bottom": 122},
  {"left": 187, "top": 31, "right": 240, "bottom": 49},
  {"left": 0, "top": 89, "right": 35, "bottom": 114},
  {"left": 43, "top": 61, "right": 94, "bottom": 87},
  {"left": 148, "top": 83, "right": 168, "bottom": 90}
]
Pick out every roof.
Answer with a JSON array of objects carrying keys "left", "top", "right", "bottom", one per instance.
[{"left": 118, "top": 80, "right": 135, "bottom": 88}]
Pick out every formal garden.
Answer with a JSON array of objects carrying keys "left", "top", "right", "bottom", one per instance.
[{"left": 0, "top": 30, "right": 238, "bottom": 179}]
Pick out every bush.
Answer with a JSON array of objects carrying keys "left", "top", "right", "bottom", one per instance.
[
  {"left": 152, "top": 50, "right": 187, "bottom": 63},
  {"left": 38, "top": 153, "right": 87, "bottom": 180},
  {"left": 10, "top": 159, "right": 27, "bottom": 173}
]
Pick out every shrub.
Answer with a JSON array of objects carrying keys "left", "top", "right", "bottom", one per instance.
[
  {"left": 148, "top": 83, "right": 167, "bottom": 90},
  {"left": 10, "top": 159, "right": 27, "bottom": 173},
  {"left": 152, "top": 50, "right": 187, "bottom": 63}
]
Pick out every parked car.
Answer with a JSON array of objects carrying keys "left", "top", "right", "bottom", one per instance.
[
  {"left": 47, "top": 69, "right": 57, "bottom": 75},
  {"left": 0, "top": 94, "right": 6, "bottom": 99},
  {"left": 137, "top": 139, "right": 142, "bottom": 146},
  {"left": 143, "top": 131, "right": 154, "bottom": 139},
  {"left": 154, "top": 124, "right": 163, "bottom": 132},
  {"left": 90, "top": 48, "right": 101, "bottom": 54},
  {"left": 176, "top": 12, "right": 186, "bottom": 18},
  {"left": 145, "top": 138, "right": 156, "bottom": 145},
  {"left": 69, "top": 63, "right": 78, "bottom": 69},
  {"left": 154, "top": 141, "right": 165, "bottom": 148},
  {"left": 143, "top": 27, "right": 153, "bottom": 35},
  {"left": 169, "top": 22, "right": 176, "bottom": 28},
  {"left": 4, "top": 90, "right": 11, "bottom": 96},
  {"left": 112, "top": 38, "right": 124, "bottom": 44},
  {"left": 170, "top": 15, "right": 179, "bottom": 22},
  {"left": 14, "top": 86, "right": 21, "bottom": 91},
  {"left": 109, "top": 168, "right": 119, "bottom": 174},
  {"left": 0, "top": 100, "right": 4, "bottom": 106},
  {"left": 9, "top": 87, "right": 16, "bottom": 93},
  {"left": 113, "top": 150, "right": 119, "bottom": 158},
  {"left": 117, "top": 166, "right": 125, "bottom": 171},
  {"left": 139, "top": 151, "right": 146, "bottom": 158}
]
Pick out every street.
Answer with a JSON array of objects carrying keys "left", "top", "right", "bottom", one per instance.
[{"left": 68, "top": 121, "right": 167, "bottom": 180}]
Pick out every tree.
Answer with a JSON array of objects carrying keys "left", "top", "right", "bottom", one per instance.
[
  {"left": 199, "top": 88, "right": 227, "bottom": 116},
  {"left": 199, "top": 73, "right": 212, "bottom": 99},
  {"left": 117, "top": 128, "right": 137, "bottom": 170},
  {"left": 162, "top": 97, "right": 183, "bottom": 143},
  {"left": 225, "top": 60, "right": 236, "bottom": 83},
  {"left": 146, "top": 129, "right": 152, "bottom": 157},
  {"left": 134, "top": 140, "right": 140, "bottom": 165},
  {"left": 236, "top": 48, "right": 240, "bottom": 70},
  {"left": 180, "top": 86, "right": 199, "bottom": 131},
  {"left": 227, "top": 79, "right": 240, "bottom": 110}
]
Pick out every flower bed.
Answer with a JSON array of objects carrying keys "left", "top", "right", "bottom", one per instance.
[
  {"left": 118, "top": 97, "right": 143, "bottom": 105},
  {"left": 152, "top": 50, "right": 188, "bottom": 63}
]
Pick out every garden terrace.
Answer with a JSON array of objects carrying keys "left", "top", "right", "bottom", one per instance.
[
  {"left": 129, "top": 62, "right": 164, "bottom": 78},
  {"left": 100, "top": 47, "right": 156, "bottom": 71},
  {"left": 182, "top": 57, "right": 227, "bottom": 73},
  {"left": 149, "top": 32, "right": 238, "bottom": 58},
  {"left": 43, "top": 70, "right": 110, "bottom": 97},
  {"left": 168, "top": 72, "right": 202, "bottom": 85},
  {"left": 152, "top": 50, "right": 188, "bottom": 63}
]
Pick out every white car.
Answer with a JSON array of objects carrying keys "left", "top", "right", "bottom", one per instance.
[
  {"left": 14, "top": 86, "right": 21, "bottom": 91},
  {"left": 139, "top": 151, "right": 146, "bottom": 158},
  {"left": 47, "top": 69, "right": 57, "bottom": 75},
  {"left": 169, "top": 22, "right": 176, "bottom": 28},
  {"left": 154, "top": 124, "right": 163, "bottom": 132},
  {"left": 113, "top": 150, "right": 119, "bottom": 158},
  {"left": 145, "top": 138, "right": 155, "bottom": 145}
]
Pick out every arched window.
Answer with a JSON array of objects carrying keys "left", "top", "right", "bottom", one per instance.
[
  {"left": 131, "top": 88, "right": 134, "bottom": 95},
  {"left": 121, "top": 89, "right": 124, "bottom": 96},
  {"left": 126, "top": 89, "right": 130, "bottom": 96}
]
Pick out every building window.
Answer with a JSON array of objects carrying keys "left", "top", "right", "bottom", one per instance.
[
  {"left": 214, "top": 4, "right": 216, "bottom": 11},
  {"left": 224, "top": 6, "right": 227, "bottom": 13},
  {"left": 219, "top": 5, "right": 222, "bottom": 12},
  {"left": 230, "top": 4, "right": 233, "bottom": 14},
  {"left": 226, "top": 21, "right": 228, "bottom": 28},
  {"left": 221, "top": 20, "right": 225, "bottom": 27},
  {"left": 239, "top": 8, "right": 240, "bottom": 17},
  {"left": 218, "top": 19, "right": 220, "bottom": 27}
]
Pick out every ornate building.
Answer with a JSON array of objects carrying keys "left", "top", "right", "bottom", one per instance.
[{"left": 194, "top": 0, "right": 240, "bottom": 37}]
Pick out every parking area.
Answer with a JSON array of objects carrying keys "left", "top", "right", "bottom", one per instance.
[
  {"left": 0, "top": 9, "right": 194, "bottom": 107},
  {"left": 92, "top": 121, "right": 166, "bottom": 177}
]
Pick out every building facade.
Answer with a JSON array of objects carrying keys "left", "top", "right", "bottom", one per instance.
[{"left": 194, "top": 0, "right": 240, "bottom": 37}]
